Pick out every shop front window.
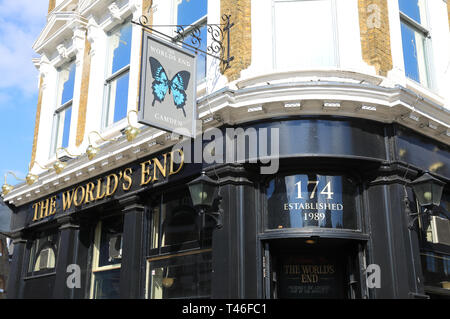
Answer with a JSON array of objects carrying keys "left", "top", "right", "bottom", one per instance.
[
  {"left": 91, "top": 216, "right": 123, "bottom": 299},
  {"left": 147, "top": 250, "right": 212, "bottom": 299},
  {"left": 266, "top": 173, "right": 359, "bottom": 230},
  {"left": 419, "top": 191, "right": 450, "bottom": 297},
  {"left": 27, "top": 232, "right": 59, "bottom": 276},
  {"left": 147, "top": 188, "right": 213, "bottom": 299}
]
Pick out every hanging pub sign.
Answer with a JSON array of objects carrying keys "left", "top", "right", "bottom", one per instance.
[
  {"left": 266, "top": 173, "right": 358, "bottom": 230},
  {"left": 138, "top": 31, "right": 197, "bottom": 138}
]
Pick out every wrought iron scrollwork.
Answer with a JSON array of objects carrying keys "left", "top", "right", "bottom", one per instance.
[{"left": 131, "top": 14, "right": 234, "bottom": 69}]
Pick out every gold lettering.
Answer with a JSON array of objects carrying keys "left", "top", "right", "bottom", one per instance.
[
  {"left": 84, "top": 182, "right": 95, "bottom": 204},
  {"left": 32, "top": 202, "right": 40, "bottom": 221},
  {"left": 140, "top": 160, "right": 152, "bottom": 185},
  {"left": 153, "top": 153, "right": 167, "bottom": 181},
  {"left": 122, "top": 168, "right": 133, "bottom": 191},
  {"left": 48, "top": 196, "right": 57, "bottom": 216},
  {"left": 106, "top": 174, "right": 119, "bottom": 196},
  {"left": 73, "top": 186, "right": 86, "bottom": 206},
  {"left": 95, "top": 178, "right": 106, "bottom": 200},
  {"left": 40, "top": 198, "right": 49, "bottom": 219},
  {"left": 62, "top": 190, "right": 75, "bottom": 211},
  {"left": 169, "top": 149, "right": 184, "bottom": 175}
]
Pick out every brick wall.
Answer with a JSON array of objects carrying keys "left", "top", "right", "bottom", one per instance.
[
  {"left": 30, "top": 76, "right": 44, "bottom": 169},
  {"left": 75, "top": 39, "right": 91, "bottom": 146},
  {"left": 220, "top": 0, "right": 252, "bottom": 82},
  {"left": 48, "top": 0, "right": 56, "bottom": 13},
  {"left": 358, "top": 0, "right": 393, "bottom": 76}
]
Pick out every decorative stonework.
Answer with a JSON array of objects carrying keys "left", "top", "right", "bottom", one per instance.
[
  {"left": 30, "top": 76, "right": 45, "bottom": 169},
  {"left": 358, "top": 0, "right": 393, "bottom": 76},
  {"left": 76, "top": 39, "right": 91, "bottom": 146},
  {"left": 220, "top": 0, "right": 252, "bottom": 82}
]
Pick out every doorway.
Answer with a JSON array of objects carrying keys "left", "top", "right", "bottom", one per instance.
[{"left": 264, "top": 238, "right": 362, "bottom": 299}]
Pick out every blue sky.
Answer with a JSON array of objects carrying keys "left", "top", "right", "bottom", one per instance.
[{"left": 0, "top": 1, "right": 48, "bottom": 187}]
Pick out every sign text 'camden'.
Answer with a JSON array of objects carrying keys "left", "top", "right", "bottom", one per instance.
[{"left": 31, "top": 150, "right": 184, "bottom": 222}]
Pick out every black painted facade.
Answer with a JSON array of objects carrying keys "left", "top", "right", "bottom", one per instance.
[{"left": 6, "top": 117, "right": 450, "bottom": 299}]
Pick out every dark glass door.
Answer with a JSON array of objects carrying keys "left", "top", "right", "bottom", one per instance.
[{"left": 265, "top": 239, "right": 361, "bottom": 299}]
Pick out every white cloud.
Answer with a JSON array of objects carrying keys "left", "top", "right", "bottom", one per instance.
[{"left": 0, "top": 0, "right": 48, "bottom": 96}]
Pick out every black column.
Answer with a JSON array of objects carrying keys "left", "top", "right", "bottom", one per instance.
[
  {"left": 119, "top": 195, "right": 146, "bottom": 299},
  {"left": 211, "top": 165, "right": 259, "bottom": 298},
  {"left": 6, "top": 235, "right": 26, "bottom": 299},
  {"left": 53, "top": 215, "right": 80, "bottom": 298}
]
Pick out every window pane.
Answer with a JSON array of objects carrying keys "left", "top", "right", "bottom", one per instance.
[
  {"left": 421, "top": 252, "right": 450, "bottom": 290},
  {"left": 183, "top": 25, "right": 207, "bottom": 82},
  {"left": 177, "top": 0, "right": 207, "bottom": 25},
  {"left": 93, "top": 268, "right": 121, "bottom": 299},
  {"left": 160, "top": 191, "right": 198, "bottom": 247},
  {"left": 111, "top": 23, "right": 132, "bottom": 74},
  {"left": 148, "top": 251, "right": 212, "bottom": 299},
  {"left": 61, "top": 105, "right": 72, "bottom": 148},
  {"left": 401, "top": 22, "right": 421, "bottom": 83},
  {"left": 398, "top": 0, "right": 421, "bottom": 24},
  {"left": 61, "top": 63, "right": 75, "bottom": 105},
  {"left": 106, "top": 72, "right": 129, "bottom": 125},
  {"left": 274, "top": 0, "right": 337, "bottom": 69},
  {"left": 99, "top": 217, "right": 123, "bottom": 267}
]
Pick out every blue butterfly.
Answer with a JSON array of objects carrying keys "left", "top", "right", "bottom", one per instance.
[{"left": 149, "top": 57, "right": 191, "bottom": 117}]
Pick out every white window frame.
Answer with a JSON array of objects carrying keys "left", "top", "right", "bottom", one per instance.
[
  {"left": 399, "top": 0, "right": 433, "bottom": 88},
  {"left": 102, "top": 19, "right": 133, "bottom": 129},
  {"left": 50, "top": 60, "right": 75, "bottom": 156},
  {"left": 89, "top": 221, "right": 122, "bottom": 299}
]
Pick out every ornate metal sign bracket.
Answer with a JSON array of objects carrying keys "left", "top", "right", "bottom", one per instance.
[{"left": 132, "top": 14, "right": 235, "bottom": 70}]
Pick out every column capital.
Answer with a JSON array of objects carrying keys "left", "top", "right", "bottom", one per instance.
[
  {"left": 56, "top": 214, "right": 80, "bottom": 230},
  {"left": 119, "top": 195, "right": 145, "bottom": 213}
]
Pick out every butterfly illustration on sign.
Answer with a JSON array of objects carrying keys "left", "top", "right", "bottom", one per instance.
[{"left": 149, "top": 57, "right": 191, "bottom": 117}]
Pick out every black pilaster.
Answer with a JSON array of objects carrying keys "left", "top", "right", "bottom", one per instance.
[
  {"left": 119, "top": 195, "right": 146, "bottom": 299},
  {"left": 6, "top": 236, "right": 26, "bottom": 299},
  {"left": 53, "top": 215, "right": 80, "bottom": 298}
]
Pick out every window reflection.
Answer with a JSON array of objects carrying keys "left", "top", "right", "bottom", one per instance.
[
  {"left": 177, "top": 0, "right": 207, "bottom": 25},
  {"left": 148, "top": 250, "right": 212, "bottom": 299},
  {"left": 91, "top": 216, "right": 123, "bottom": 299},
  {"left": 421, "top": 252, "right": 450, "bottom": 290},
  {"left": 27, "top": 233, "right": 58, "bottom": 275},
  {"left": 147, "top": 189, "right": 213, "bottom": 299},
  {"left": 92, "top": 268, "right": 121, "bottom": 299},
  {"left": 177, "top": 0, "right": 207, "bottom": 83}
]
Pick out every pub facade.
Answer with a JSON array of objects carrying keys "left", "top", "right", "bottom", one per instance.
[{"left": 2, "top": 0, "right": 450, "bottom": 299}]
